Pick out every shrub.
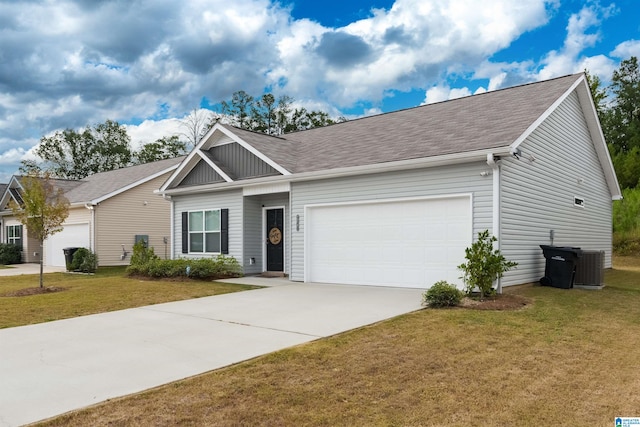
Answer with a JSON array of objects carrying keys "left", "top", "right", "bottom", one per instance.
[
  {"left": 0, "top": 243, "right": 22, "bottom": 265},
  {"left": 458, "top": 230, "right": 517, "bottom": 299},
  {"left": 69, "top": 248, "right": 98, "bottom": 273},
  {"left": 130, "top": 239, "right": 159, "bottom": 266},
  {"left": 126, "top": 255, "right": 242, "bottom": 280},
  {"left": 422, "top": 281, "right": 463, "bottom": 308}
]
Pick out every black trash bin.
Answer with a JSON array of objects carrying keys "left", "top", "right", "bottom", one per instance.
[
  {"left": 63, "top": 247, "right": 80, "bottom": 271},
  {"left": 539, "top": 245, "right": 583, "bottom": 289}
]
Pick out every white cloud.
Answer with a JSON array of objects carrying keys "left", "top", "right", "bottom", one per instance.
[
  {"left": 537, "top": 3, "right": 616, "bottom": 80},
  {"left": 0, "top": 0, "right": 637, "bottom": 180},
  {"left": 272, "top": 0, "right": 552, "bottom": 106},
  {"left": 612, "top": 40, "right": 640, "bottom": 59},
  {"left": 422, "top": 85, "right": 472, "bottom": 104},
  {"left": 125, "top": 118, "right": 185, "bottom": 151}
]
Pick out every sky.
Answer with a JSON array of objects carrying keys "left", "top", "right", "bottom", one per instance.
[{"left": 0, "top": 0, "right": 639, "bottom": 182}]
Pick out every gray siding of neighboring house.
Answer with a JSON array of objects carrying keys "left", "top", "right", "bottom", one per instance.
[
  {"left": 500, "top": 91, "right": 613, "bottom": 287},
  {"left": 289, "top": 162, "right": 494, "bottom": 282},
  {"left": 243, "top": 193, "right": 290, "bottom": 275},
  {"left": 172, "top": 189, "right": 244, "bottom": 265},
  {"left": 179, "top": 160, "right": 225, "bottom": 187},
  {"left": 210, "top": 143, "right": 280, "bottom": 180}
]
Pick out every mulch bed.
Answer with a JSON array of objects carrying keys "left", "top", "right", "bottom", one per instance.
[
  {"left": 1, "top": 287, "right": 68, "bottom": 297},
  {"left": 459, "top": 293, "right": 532, "bottom": 310}
]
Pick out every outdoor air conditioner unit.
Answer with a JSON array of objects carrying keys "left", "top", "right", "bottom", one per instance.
[{"left": 574, "top": 250, "right": 605, "bottom": 288}]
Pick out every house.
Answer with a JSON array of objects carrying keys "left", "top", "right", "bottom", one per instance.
[
  {"left": 159, "top": 73, "right": 621, "bottom": 289},
  {"left": 0, "top": 156, "right": 183, "bottom": 266}
]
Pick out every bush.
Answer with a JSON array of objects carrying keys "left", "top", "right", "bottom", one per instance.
[
  {"left": 0, "top": 243, "right": 22, "bottom": 265},
  {"left": 126, "top": 254, "right": 242, "bottom": 280},
  {"left": 130, "top": 239, "right": 159, "bottom": 266},
  {"left": 458, "top": 230, "right": 517, "bottom": 299},
  {"left": 69, "top": 248, "right": 98, "bottom": 273},
  {"left": 422, "top": 281, "right": 463, "bottom": 308}
]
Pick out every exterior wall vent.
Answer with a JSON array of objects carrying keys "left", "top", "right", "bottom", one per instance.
[{"left": 574, "top": 250, "right": 605, "bottom": 287}]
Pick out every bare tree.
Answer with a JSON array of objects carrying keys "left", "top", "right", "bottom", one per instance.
[{"left": 180, "top": 108, "right": 214, "bottom": 149}]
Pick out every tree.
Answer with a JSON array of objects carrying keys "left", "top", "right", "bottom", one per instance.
[
  {"left": 219, "top": 90, "right": 345, "bottom": 135},
  {"left": 180, "top": 108, "right": 215, "bottom": 149},
  {"left": 606, "top": 56, "right": 640, "bottom": 154},
  {"left": 252, "top": 93, "right": 277, "bottom": 134},
  {"left": 24, "top": 120, "right": 133, "bottom": 180},
  {"left": 221, "top": 91, "right": 254, "bottom": 129},
  {"left": 585, "top": 69, "right": 608, "bottom": 122},
  {"left": 9, "top": 173, "right": 70, "bottom": 288},
  {"left": 135, "top": 136, "right": 187, "bottom": 164}
]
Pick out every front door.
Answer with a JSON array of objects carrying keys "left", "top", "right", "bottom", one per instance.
[{"left": 265, "top": 208, "right": 284, "bottom": 272}]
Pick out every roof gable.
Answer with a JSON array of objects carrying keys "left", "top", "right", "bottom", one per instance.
[{"left": 161, "top": 124, "right": 291, "bottom": 191}]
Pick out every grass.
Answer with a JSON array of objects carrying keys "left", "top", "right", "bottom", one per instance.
[
  {"left": 33, "top": 257, "right": 640, "bottom": 426},
  {"left": 0, "top": 267, "right": 257, "bottom": 329}
]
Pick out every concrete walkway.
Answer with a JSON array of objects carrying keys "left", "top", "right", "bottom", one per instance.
[
  {"left": 0, "top": 263, "right": 66, "bottom": 276},
  {"left": 0, "top": 280, "right": 424, "bottom": 426}
]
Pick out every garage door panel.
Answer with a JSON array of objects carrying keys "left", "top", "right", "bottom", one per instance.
[
  {"left": 45, "top": 223, "right": 90, "bottom": 267},
  {"left": 306, "top": 196, "right": 472, "bottom": 288}
]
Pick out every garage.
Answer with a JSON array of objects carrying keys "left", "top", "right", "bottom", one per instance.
[
  {"left": 45, "top": 223, "right": 90, "bottom": 267},
  {"left": 305, "top": 195, "right": 472, "bottom": 288}
]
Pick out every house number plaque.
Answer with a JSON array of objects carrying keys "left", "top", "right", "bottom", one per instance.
[{"left": 268, "top": 227, "right": 282, "bottom": 245}]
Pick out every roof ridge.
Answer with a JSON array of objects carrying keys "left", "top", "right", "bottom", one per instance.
[{"left": 286, "top": 73, "right": 583, "bottom": 135}]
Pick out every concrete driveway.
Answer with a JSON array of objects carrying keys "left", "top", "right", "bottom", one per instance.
[
  {"left": 0, "top": 263, "right": 66, "bottom": 276},
  {"left": 0, "top": 280, "right": 423, "bottom": 427}
]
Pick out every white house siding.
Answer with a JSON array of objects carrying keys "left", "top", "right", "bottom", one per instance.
[
  {"left": 289, "top": 162, "right": 494, "bottom": 282},
  {"left": 95, "top": 174, "right": 172, "bottom": 266},
  {"left": 172, "top": 189, "right": 244, "bottom": 263},
  {"left": 500, "top": 91, "right": 613, "bottom": 287},
  {"left": 42, "top": 207, "right": 92, "bottom": 266}
]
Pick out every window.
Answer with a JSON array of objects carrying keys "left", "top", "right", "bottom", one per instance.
[
  {"left": 188, "top": 210, "right": 221, "bottom": 253},
  {"left": 574, "top": 197, "right": 585, "bottom": 208},
  {"left": 6, "top": 225, "right": 22, "bottom": 249}
]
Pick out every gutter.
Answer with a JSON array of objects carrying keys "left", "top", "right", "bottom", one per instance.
[{"left": 160, "top": 147, "right": 514, "bottom": 197}]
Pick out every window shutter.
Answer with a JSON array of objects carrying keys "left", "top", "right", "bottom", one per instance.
[
  {"left": 181, "top": 212, "right": 188, "bottom": 254},
  {"left": 220, "top": 209, "right": 229, "bottom": 254}
]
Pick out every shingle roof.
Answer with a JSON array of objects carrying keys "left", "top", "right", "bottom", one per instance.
[
  {"left": 64, "top": 156, "right": 184, "bottom": 203},
  {"left": 224, "top": 74, "right": 582, "bottom": 174}
]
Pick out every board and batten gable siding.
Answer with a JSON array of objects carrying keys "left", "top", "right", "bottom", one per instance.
[
  {"left": 179, "top": 160, "right": 225, "bottom": 187},
  {"left": 95, "top": 174, "right": 172, "bottom": 266},
  {"left": 500, "top": 91, "right": 613, "bottom": 287},
  {"left": 209, "top": 143, "right": 280, "bottom": 179},
  {"left": 172, "top": 189, "right": 244, "bottom": 263},
  {"left": 289, "top": 162, "right": 493, "bottom": 282},
  {"left": 42, "top": 207, "right": 92, "bottom": 265}
]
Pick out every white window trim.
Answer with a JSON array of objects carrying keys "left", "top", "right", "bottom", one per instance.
[
  {"left": 187, "top": 209, "right": 222, "bottom": 254},
  {"left": 574, "top": 196, "right": 585, "bottom": 208},
  {"left": 6, "top": 224, "right": 22, "bottom": 248}
]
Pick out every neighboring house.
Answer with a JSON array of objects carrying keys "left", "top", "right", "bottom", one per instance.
[
  {"left": 159, "top": 73, "right": 621, "bottom": 289},
  {"left": 0, "top": 157, "right": 183, "bottom": 266}
]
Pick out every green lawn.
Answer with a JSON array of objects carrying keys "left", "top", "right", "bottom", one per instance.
[
  {"left": 35, "top": 257, "right": 640, "bottom": 426},
  {"left": 0, "top": 267, "right": 257, "bottom": 329}
]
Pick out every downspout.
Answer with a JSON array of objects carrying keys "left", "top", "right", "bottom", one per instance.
[
  {"left": 85, "top": 203, "right": 96, "bottom": 252},
  {"left": 487, "top": 153, "right": 502, "bottom": 294},
  {"left": 164, "top": 194, "right": 174, "bottom": 260}
]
